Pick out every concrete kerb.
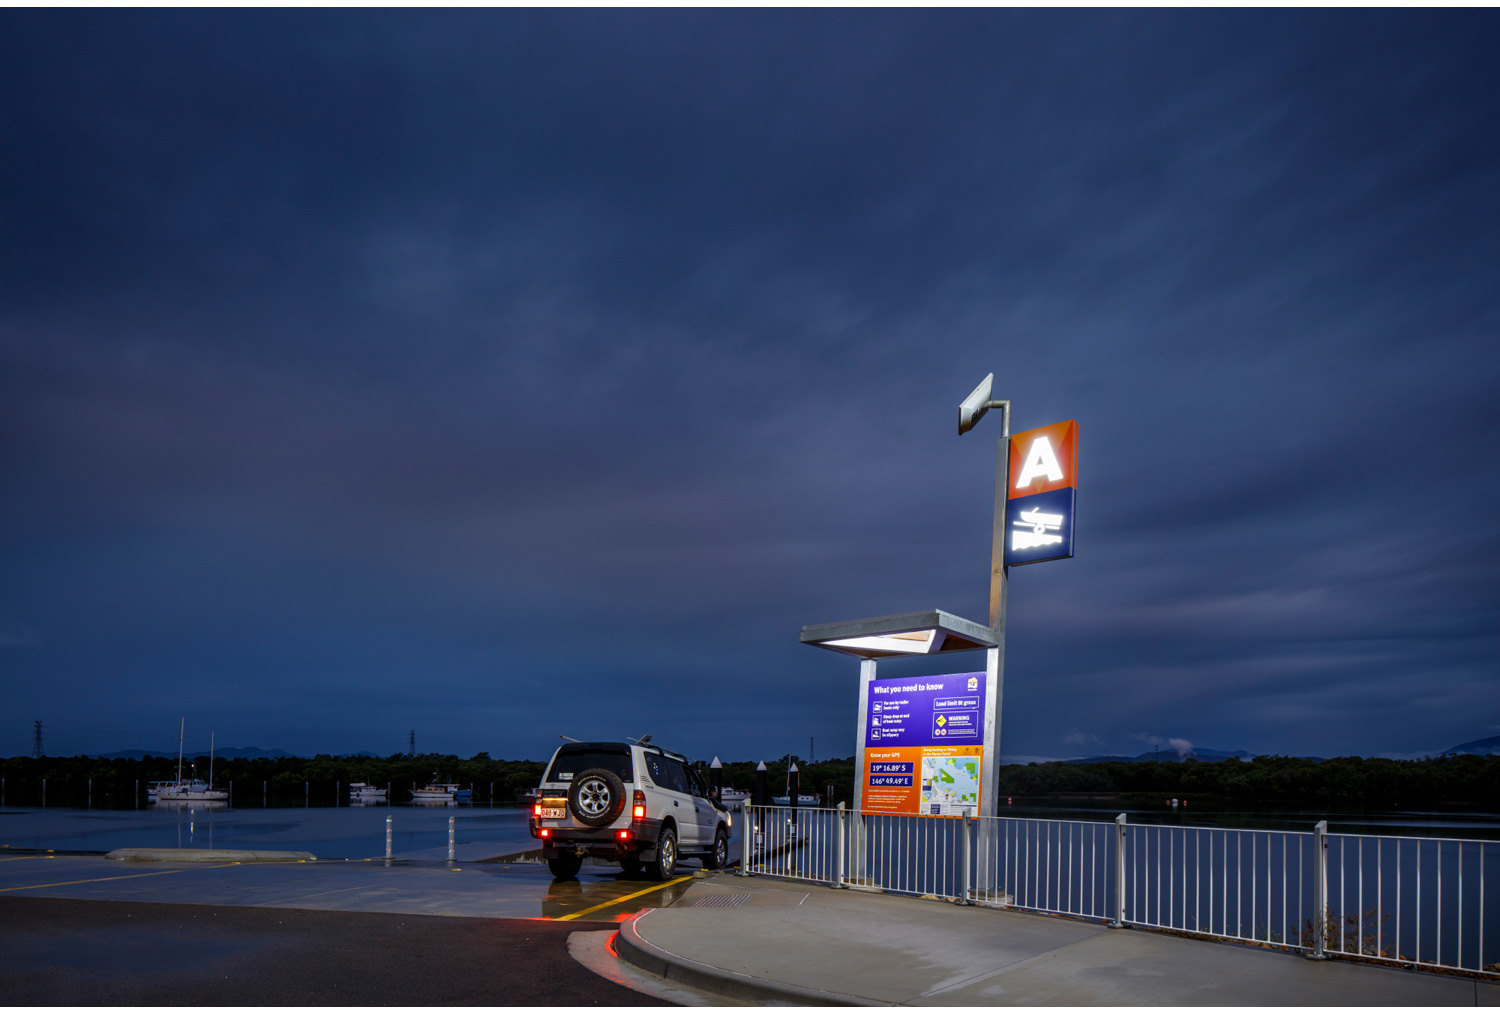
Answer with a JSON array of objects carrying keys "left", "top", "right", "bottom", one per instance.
[{"left": 615, "top": 909, "right": 875, "bottom": 1007}]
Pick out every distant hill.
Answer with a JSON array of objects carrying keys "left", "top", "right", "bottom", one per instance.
[
  {"left": 1062, "top": 747, "right": 1277, "bottom": 765},
  {"left": 96, "top": 746, "right": 294, "bottom": 760},
  {"left": 1442, "top": 734, "right": 1500, "bottom": 756}
]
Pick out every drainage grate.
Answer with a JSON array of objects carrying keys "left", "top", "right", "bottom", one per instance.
[{"left": 692, "top": 893, "right": 750, "bottom": 908}]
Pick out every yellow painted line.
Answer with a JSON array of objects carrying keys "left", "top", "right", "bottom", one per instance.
[
  {"left": 0, "top": 863, "right": 239, "bottom": 892},
  {"left": 556, "top": 874, "right": 695, "bottom": 922}
]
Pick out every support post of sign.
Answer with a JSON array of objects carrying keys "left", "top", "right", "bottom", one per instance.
[
  {"left": 851, "top": 656, "right": 876, "bottom": 883},
  {"left": 977, "top": 433, "right": 1010, "bottom": 895}
]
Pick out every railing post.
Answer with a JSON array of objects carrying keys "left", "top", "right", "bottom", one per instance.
[
  {"left": 448, "top": 815, "right": 456, "bottom": 862},
  {"left": 1111, "top": 813, "right": 1127, "bottom": 928},
  {"left": 737, "top": 799, "right": 751, "bottom": 877},
  {"left": 385, "top": 814, "right": 393, "bottom": 860},
  {"left": 959, "top": 811, "right": 974, "bottom": 905},
  {"left": 1310, "top": 820, "right": 1328, "bottom": 959},
  {"left": 835, "top": 802, "right": 846, "bottom": 888}
]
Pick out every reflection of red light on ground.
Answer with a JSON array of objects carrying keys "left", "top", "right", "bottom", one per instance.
[{"left": 605, "top": 933, "right": 619, "bottom": 956}]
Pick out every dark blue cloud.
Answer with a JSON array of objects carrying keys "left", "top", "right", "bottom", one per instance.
[{"left": 2, "top": 10, "right": 1496, "bottom": 761}]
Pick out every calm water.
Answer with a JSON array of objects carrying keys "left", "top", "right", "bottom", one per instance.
[{"left": 0, "top": 803, "right": 538, "bottom": 859}]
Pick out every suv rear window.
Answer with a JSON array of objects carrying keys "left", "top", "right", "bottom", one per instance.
[{"left": 546, "top": 746, "right": 633, "bottom": 783}]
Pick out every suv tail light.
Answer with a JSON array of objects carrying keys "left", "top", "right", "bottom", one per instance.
[
  {"left": 633, "top": 789, "right": 646, "bottom": 820},
  {"left": 533, "top": 803, "right": 542, "bottom": 816}
]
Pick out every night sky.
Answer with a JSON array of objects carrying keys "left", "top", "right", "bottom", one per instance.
[{"left": 3, "top": 11, "right": 1497, "bottom": 763}]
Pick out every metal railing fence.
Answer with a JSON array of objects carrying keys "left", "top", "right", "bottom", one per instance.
[
  {"left": 1323, "top": 832, "right": 1493, "bottom": 975},
  {"left": 734, "top": 801, "right": 1499, "bottom": 976},
  {"left": 1119, "top": 821, "right": 1314, "bottom": 950},
  {"left": 974, "top": 815, "right": 1116, "bottom": 919}
]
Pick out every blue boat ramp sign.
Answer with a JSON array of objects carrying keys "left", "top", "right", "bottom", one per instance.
[{"left": 866, "top": 672, "right": 985, "bottom": 748}]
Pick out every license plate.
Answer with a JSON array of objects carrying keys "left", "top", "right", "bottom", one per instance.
[{"left": 541, "top": 807, "right": 566, "bottom": 819}]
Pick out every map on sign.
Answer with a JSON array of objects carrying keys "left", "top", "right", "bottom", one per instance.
[{"left": 921, "top": 755, "right": 979, "bottom": 813}]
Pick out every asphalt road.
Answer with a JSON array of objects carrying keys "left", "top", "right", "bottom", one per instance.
[{"left": 0, "top": 895, "right": 663, "bottom": 1006}]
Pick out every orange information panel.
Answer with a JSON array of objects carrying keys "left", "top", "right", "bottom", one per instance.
[{"left": 861, "top": 744, "right": 982, "bottom": 817}]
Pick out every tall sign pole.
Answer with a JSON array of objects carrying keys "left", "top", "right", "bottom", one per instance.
[{"left": 982, "top": 432, "right": 1010, "bottom": 818}]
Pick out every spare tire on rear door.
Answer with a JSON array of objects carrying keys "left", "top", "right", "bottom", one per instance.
[{"left": 568, "top": 767, "right": 626, "bottom": 827}]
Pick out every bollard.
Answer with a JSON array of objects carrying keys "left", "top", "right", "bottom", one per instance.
[
  {"left": 448, "top": 816, "right": 456, "bottom": 862},
  {"left": 835, "top": 802, "right": 846, "bottom": 889},
  {"left": 1111, "top": 813, "right": 1127, "bottom": 928},
  {"left": 386, "top": 814, "right": 393, "bottom": 859},
  {"left": 489, "top": 781, "right": 493, "bottom": 804},
  {"left": 754, "top": 761, "right": 767, "bottom": 807},
  {"left": 788, "top": 762, "right": 799, "bottom": 828},
  {"left": 738, "top": 798, "right": 752, "bottom": 876},
  {"left": 710, "top": 756, "right": 722, "bottom": 807},
  {"left": 958, "top": 811, "right": 973, "bottom": 905}
]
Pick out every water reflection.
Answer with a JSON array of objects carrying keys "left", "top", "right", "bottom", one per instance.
[
  {"left": 537, "top": 868, "right": 694, "bottom": 920},
  {"left": 148, "top": 800, "right": 227, "bottom": 812}
]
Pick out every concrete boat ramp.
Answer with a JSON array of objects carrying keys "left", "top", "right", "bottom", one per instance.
[{"left": 1, "top": 849, "right": 1494, "bottom": 1005}]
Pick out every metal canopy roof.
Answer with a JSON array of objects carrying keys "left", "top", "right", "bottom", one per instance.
[{"left": 798, "top": 608, "right": 1000, "bottom": 659}]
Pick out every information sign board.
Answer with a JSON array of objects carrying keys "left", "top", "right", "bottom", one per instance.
[
  {"left": 862, "top": 671, "right": 985, "bottom": 817},
  {"left": 1004, "top": 419, "right": 1078, "bottom": 566}
]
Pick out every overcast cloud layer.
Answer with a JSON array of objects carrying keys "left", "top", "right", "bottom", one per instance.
[{"left": 2, "top": 11, "right": 1497, "bottom": 762}]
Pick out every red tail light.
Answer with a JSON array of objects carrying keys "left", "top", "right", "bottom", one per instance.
[
  {"left": 539, "top": 828, "right": 550, "bottom": 837},
  {"left": 618, "top": 830, "right": 631, "bottom": 840},
  {"left": 533, "top": 803, "right": 542, "bottom": 816},
  {"left": 632, "top": 789, "right": 646, "bottom": 820}
]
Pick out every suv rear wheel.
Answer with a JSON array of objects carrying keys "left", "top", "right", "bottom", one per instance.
[
  {"left": 618, "top": 855, "right": 643, "bottom": 876},
  {"left": 652, "top": 824, "right": 678, "bottom": 880},
  {"left": 568, "top": 768, "right": 625, "bottom": 827}
]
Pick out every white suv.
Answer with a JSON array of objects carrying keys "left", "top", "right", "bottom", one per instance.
[{"left": 529, "top": 740, "right": 732, "bottom": 880}]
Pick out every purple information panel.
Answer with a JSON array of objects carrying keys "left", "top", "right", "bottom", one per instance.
[{"left": 865, "top": 671, "right": 986, "bottom": 748}]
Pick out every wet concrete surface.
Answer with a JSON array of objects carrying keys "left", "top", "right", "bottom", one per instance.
[
  {"left": 0, "top": 895, "right": 661, "bottom": 1006},
  {"left": 0, "top": 852, "right": 697, "bottom": 921}
]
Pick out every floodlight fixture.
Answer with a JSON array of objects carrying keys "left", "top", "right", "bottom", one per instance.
[
  {"left": 958, "top": 372, "right": 1010, "bottom": 436},
  {"left": 800, "top": 609, "right": 1000, "bottom": 660}
]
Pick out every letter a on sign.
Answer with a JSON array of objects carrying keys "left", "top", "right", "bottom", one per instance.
[
  {"left": 1015, "top": 437, "right": 1064, "bottom": 489},
  {"left": 1005, "top": 420, "right": 1077, "bottom": 566}
]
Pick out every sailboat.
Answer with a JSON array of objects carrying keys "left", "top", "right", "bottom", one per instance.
[{"left": 147, "top": 719, "right": 229, "bottom": 803}]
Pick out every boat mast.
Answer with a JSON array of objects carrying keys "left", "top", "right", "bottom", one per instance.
[
  {"left": 176, "top": 717, "right": 185, "bottom": 785},
  {"left": 209, "top": 732, "right": 214, "bottom": 789}
]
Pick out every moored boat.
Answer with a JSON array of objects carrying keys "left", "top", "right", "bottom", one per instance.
[
  {"left": 410, "top": 779, "right": 471, "bottom": 803},
  {"left": 147, "top": 721, "right": 228, "bottom": 802},
  {"left": 771, "top": 793, "right": 821, "bottom": 806},
  {"left": 349, "top": 782, "right": 388, "bottom": 802}
]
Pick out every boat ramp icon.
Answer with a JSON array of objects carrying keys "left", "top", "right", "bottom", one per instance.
[{"left": 1010, "top": 507, "right": 1064, "bottom": 551}]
